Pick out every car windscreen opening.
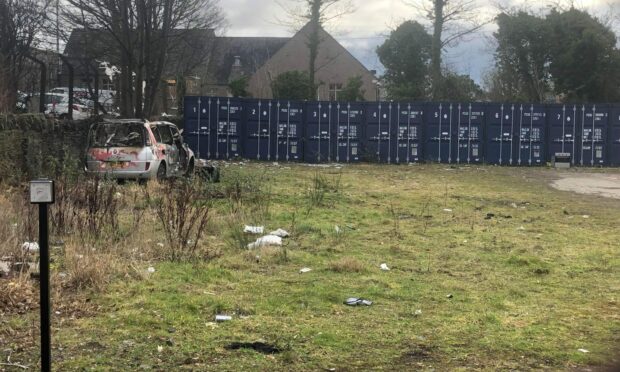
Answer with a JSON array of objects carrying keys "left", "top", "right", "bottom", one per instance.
[{"left": 89, "top": 122, "right": 146, "bottom": 148}]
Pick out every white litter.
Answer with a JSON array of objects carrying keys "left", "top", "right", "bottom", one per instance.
[
  {"left": 299, "top": 267, "right": 312, "bottom": 274},
  {"left": 380, "top": 263, "right": 390, "bottom": 271},
  {"left": 244, "top": 225, "right": 264, "bottom": 234},
  {"left": 414, "top": 309, "right": 422, "bottom": 316},
  {"left": 21, "top": 242, "right": 39, "bottom": 253},
  {"left": 269, "top": 228, "right": 290, "bottom": 238},
  {"left": 247, "top": 235, "right": 282, "bottom": 249},
  {"left": 578, "top": 348, "right": 589, "bottom": 353},
  {"left": 518, "top": 226, "right": 525, "bottom": 231},
  {"left": 443, "top": 208, "right": 453, "bottom": 212},
  {"left": 147, "top": 267, "right": 155, "bottom": 273},
  {"left": 335, "top": 225, "right": 342, "bottom": 234},
  {"left": 582, "top": 215, "right": 590, "bottom": 219},
  {"left": 157, "top": 242, "right": 164, "bottom": 248},
  {"left": 157, "top": 345, "right": 163, "bottom": 353},
  {"left": 215, "top": 315, "right": 232, "bottom": 322},
  {"left": 511, "top": 203, "right": 518, "bottom": 209}
]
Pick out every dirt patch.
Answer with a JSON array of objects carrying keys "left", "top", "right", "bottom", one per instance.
[{"left": 551, "top": 173, "right": 620, "bottom": 199}]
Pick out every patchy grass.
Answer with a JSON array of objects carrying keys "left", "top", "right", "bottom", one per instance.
[{"left": 1, "top": 163, "right": 620, "bottom": 370}]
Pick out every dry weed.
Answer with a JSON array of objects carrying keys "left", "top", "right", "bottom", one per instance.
[{"left": 328, "top": 256, "right": 365, "bottom": 273}]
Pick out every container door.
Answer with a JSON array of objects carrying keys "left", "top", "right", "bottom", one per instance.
[
  {"left": 305, "top": 102, "right": 334, "bottom": 163},
  {"left": 455, "top": 103, "right": 484, "bottom": 164},
  {"left": 246, "top": 99, "right": 273, "bottom": 161},
  {"left": 610, "top": 106, "right": 620, "bottom": 166},
  {"left": 184, "top": 96, "right": 215, "bottom": 159},
  {"left": 366, "top": 102, "right": 395, "bottom": 163},
  {"left": 215, "top": 98, "right": 243, "bottom": 160},
  {"left": 486, "top": 104, "right": 516, "bottom": 165},
  {"left": 335, "top": 102, "right": 362, "bottom": 163},
  {"left": 548, "top": 104, "right": 579, "bottom": 165},
  {"left": 517, "top": 104, "right": 546, "bottom": 166},
  {"left": 396, "top": 103, "right": 423, "bottom": 163},
  {"left": 275, "top": 101, "right": 303, "bottom": 161},
  {"left": 425, "top": 103, "right": 457, "bottom": 163},
  {"left": 579, "top": 105, "right": 608, "bottom": 166}
]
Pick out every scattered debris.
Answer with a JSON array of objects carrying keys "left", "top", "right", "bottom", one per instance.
[
  {"left": 582, "top": 215, "right": 590, "bottom": 219},
  {"left": 225, "top": 342, "right": 282, "bottom": 354},
  {"left": 167, "top": 327, "right": 176, "bottom": 334},
  {"left": 380, "top": 263, "right": 390, "bottom": 271},
  {"left": 205, "top": 322, "right": 218, "bottom": 329},
  {"left": 485, "top": 213, "right": 495, "bottom": 220},
  {"left": 414, "top": 309, "right": 422, "bottom": 316},
  {"left": 517, "top": 226, "right": 525, "bottom": 231},
  {"left": 157, "top": 242, "right": 164, "bottom": 248},
  {"left": 511, "top": 203, "right": 518, "bottom": 209},
  {"left": 269, "top": 228, "right": 290, "bottom": 238},
  {"left": 247, "top": 235, "right": 283, "bottom": 249},
  {"left": 578, "top": 348, "right": 589, "bottom": 353},
  {"left": 147, "top": 267, "right": 155, "bottom": 273},
  {"left": 21, "top": 242, "right": 39, "bottom": 253},
  {"left": 335, "top": 225, "right": 342, "bottom": 234},
  {"left": 215, "top": 315, "right": 232, "bottom": 322},
  {"left": 443, "top": 208, "right": 453, "bottom": 212},
  {"left": 344, "top": 298, "right": 373, "bottom": 306},
  {"left": 299, "top": 267, "right": 312, "bottom": 274},
  {"left": 244, "top": 225, "right": 264, "bottom": 234},
  {"left": 446, "top": 294, "right": 453, "bottom": 299},
  {"left": 157, "top": 345, "right": 163, "bottom": 353}
]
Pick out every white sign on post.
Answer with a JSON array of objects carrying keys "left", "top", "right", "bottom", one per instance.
[{"left": 30, "top": 180, "right": 54, "bottom": 204}]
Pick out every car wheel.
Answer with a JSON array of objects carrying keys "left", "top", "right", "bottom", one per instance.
[
  {"left": 185, "top": 159, "right": 195, "bottom": 178},
  {"left": 156, "top": 162, "right": 167, "bottom": 180}
]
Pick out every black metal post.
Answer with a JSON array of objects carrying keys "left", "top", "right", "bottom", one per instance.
[
  {"left": 59, "top": 55, "right": 74, "bottom": 120},
  {"left": 26, "top": 55, "right": 47, "bottom": 113},
  {"left": 39, "top": 204, "right": 51, "bottom": 372},
  {"left": 93, "top": 67, "right": 99, "bottom": 116}
]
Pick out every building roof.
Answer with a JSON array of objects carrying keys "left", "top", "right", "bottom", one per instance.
[
  {"left": 208, "top": 37, "right": 289, "bottom": 84},
  {"left": 63, "top": 29, "right": 288, "bottom": 85}
]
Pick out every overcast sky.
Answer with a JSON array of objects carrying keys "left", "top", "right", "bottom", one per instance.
[{"left": 222, "top": 0, "right": 619, "bottom": 85}]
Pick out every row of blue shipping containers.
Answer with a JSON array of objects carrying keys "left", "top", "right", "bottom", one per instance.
[{"left": 183, "top": 96, "right": 620, "bottom": 166}]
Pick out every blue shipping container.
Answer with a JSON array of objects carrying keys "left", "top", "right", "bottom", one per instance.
[
  {"left": 366, "top": 102, "right": 395, "bottom": 163},
  {"left": 610, "top": 106, "right": 620, "bottom": 166},
  {"left": 395, "top": 102, "right": 424, "bottom": 163},
  {"left": 425, "top": 103, "right": 458, "bottom": 163},
  {"left": 577, "top": 105, "right": 608, "bottom": 166},
  {"left": 305, "top": 102, "right": 336, "bottom": 163},
  {"left": 334, "top": 102, "right": 362, "bottom": 162},
  {"left": 516, "top": 104, "right": 546, "bottom": 166},
  {"left": 245, "top": 99, "right": 274, "bottom": 161}
]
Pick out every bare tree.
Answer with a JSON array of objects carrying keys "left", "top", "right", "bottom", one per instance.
[
  {"left": 63, "top": 0, "right": 224, "bottom": 118},
  {"left": 278, "top": 0, "right": 354, "bottom": 98},
  {"left": 407, "top": 0, "right": 489, "bottom": 100},
  {"left": 0, "top": 0, "right": 51, "bottom": 112}
]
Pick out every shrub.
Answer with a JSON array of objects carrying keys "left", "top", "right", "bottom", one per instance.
[{"left": 148, "top": 178, "right": 212, "bottom": 261}]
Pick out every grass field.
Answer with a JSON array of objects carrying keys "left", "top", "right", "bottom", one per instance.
[{"left": 1, "top": 163, "right": 619, "bottom": 371}]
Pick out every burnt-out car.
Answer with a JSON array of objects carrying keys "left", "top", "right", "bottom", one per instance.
[{"left": 85, "top": 119, "right": 195, "bottom": 179}]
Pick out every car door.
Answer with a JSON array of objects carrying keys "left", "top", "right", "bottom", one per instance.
[{"left": 158, "top": 124, "right": 179, "bottom": 173}]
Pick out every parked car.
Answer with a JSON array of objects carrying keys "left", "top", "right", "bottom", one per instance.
[
  {"left": 44, "top": 93, "right": 91, "bottom": 120},
  {"left": 85, "top": 119, "right": 195, "bottom": 180},
  {"left": 49, "top": 87, "right": 116, "bottom": 111}
]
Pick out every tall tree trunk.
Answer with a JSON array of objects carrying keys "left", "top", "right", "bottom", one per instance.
[
  {"left": 431, "top": 0, "right": 444, "bottom": 100},
  {"left": 307, "top": 0, "right": 321, "bottom": 100}
]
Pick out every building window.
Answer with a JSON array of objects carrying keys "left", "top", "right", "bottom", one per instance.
[
  {"left": 186, "top": 78, "right": 199, "bottom": 95},
  {"left": 329, "top": 83, "right": 342, "bottom": 101},
  {"left": 102, "top": 77, "right": 114, "bottom": 91}
]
